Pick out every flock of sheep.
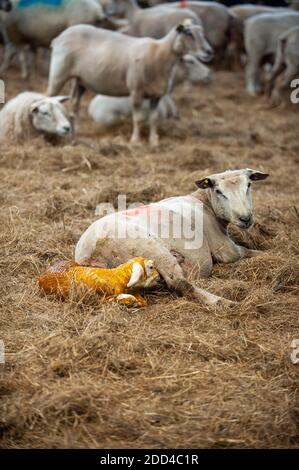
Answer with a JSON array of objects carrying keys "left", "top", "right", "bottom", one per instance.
[{"left": 0, "top": 0, "right": 298, "bottom": 146}]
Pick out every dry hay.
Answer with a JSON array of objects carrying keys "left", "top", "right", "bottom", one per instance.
[{"left": 0, "top": 66, "right": 298, "bottom": 448}]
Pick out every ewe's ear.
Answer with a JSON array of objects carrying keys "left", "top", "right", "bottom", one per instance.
[
  {"left": 127, "top": 263, "right": 144, "bottom": 288},
  {"left": 176, "top": 24, "right": 185, "bottom": 34},
  {"left": 55, "top": 96, "right": 70, "bottom": 103},
  {"left": 195, "top": 177, "right": 215, "bottom": 189},
  {"left": 30, "top": 102, "right": 41, "bottom": 114},
  {"left": 246, "top": 169, "right": 269, "bottom": 181}
]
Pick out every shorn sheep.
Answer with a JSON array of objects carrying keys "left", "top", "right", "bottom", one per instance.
[
  {"left": 0, "top": 0, "right": 105, "bottom": 77},
  {"left": 0, "top": 91, "right": 71, "bottom": 143},
  {"left": 47, "top": 21, "right": 213, "bottom": 145},
  {"left": 88, "top": 53, "right": 211, "bottom": 126}
]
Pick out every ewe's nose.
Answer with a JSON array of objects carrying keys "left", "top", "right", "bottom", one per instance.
[
  {"left": 60, "top": 125, "right": 71, "bottom": 135},
  {"left": 199, "top": 49, "right": 214, "bottom": 63},
  {"left": 239, "top": 215, "right": 252, "bottom": 228}
]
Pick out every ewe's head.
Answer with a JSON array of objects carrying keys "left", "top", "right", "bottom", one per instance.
[
  {"left": 30, "top": 96, "right": 71, "bottom": 137},
  {"left": 182, "top": 54, "right": 212, "bottom": 84},
  {"left": 175, "top": 20, "right": 214, "bottom": 63},
  {"left": 127, "top": 258, "right": 160, "bottom": 289},
  {"left": 196, "top": 169, "right": 269, "bottom": 229}
]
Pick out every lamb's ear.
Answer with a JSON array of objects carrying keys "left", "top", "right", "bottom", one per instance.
[
  {"left": 246, "top": 169, "right": 269, "bottom": 181},
  {"left": 55, "top": 96, "right": 71, "bottom": 103},
  {"left": 195, "top": 177, "right": 215, "bottom": 189},
  {"left": 127, "top": 263, "right": 144, "bottom": 288}
]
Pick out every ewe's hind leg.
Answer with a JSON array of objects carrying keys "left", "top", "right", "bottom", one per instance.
[
  {"left": 271, "top": 64, "right": 298, "bottom": 106},
  {"left": 47, "top": 53, "right": 70, "bottom": 96},
  {"left": 148, "top": 97, "right": 160, "bottom": 146}
]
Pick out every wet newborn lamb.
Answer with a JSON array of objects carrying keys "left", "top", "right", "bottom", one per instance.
[{"left": 38, "top": 257, "right": 160, "bottom": 308}]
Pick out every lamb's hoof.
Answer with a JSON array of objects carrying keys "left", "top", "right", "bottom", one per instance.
[{"left": 215, "top": 297, "right": 236, "bottom": 308}]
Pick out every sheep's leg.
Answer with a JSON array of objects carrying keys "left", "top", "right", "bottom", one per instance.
[
  {"left": 271, "top": 64, "right": 298, "bottom": 107},
  {"left": 148, "top": 97, "right": 160, "bottom": 147},
  {"left": 246, "top": 55, "right": 262, "bottom": 96},
  {"left": 0, "top": 42, "right": 18, "bottom": 75},
  {"left": 154, "top": 251, "right": 232, "bottom": 307},
  {"left": 131, "top": 92, "right": 144, "bottom": 145},
  {"left": 116, "top": 293, "right": 147, "bottom": 308},
  {"left": 69, "top": 80, "right": 86, "bottom": 143},
  {"left": 19, "top": 47, "right": 30, "bottom": 81}
]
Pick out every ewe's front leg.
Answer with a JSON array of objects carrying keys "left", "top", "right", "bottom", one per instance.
[
  {"left": 246, "top": 57, "right": 262, "bottom": 96},
  {"left": 148, "top": 97, "right": 160, "bottom": 147},
  {"left": 156, "top": 252, "right": 232, "bottom": 307}
]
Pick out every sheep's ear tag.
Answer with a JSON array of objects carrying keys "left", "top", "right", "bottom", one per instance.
[{"left": 195, "top": 178, "right": 213, "bottom": 189}]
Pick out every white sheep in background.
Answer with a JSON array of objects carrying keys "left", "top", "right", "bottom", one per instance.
[
  {"left": 88, "top": 54, "right": 211, "bottom": 126},
  {"left": 0, "top": 92, "right": 71, "bottom": 143},
  {"left": 47, "top": 22, "right": 213, "bottom": 146},
  {"left": 0, "top": 0, "right": 105, "bottom": 77}
]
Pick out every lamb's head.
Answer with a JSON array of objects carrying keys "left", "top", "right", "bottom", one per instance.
[
  {"left": 0, "top": 0, "right": 12, "bottom": 12},
  {"left": 174, "top": 20, "right": 214, "bottom": 63},
  {"left": 196, "top": 169, "right": 269, "bottom": 229},
  {"left": 30, "top": 96, "right": 71, "bottom": 137},
  {"left": 182, "top": 54, "right": 212, "bottom": 85},
  {"left": 126, "top": 258, "right": 160, "bottom": 289}
]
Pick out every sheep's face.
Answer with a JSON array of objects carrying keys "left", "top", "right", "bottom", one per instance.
[
  {"left": 175, "top": 22, "right": 214, "bottom": 63},
  {"left": 196, "top": 169, "right": 269, "bottom": 230},
  {"left": 127, "top": 259, "right": 160, "bottom": 289},
  {"left": 30, "top": 96, "right": 71, "bottom": 137},
  {"left": 182, "top": 54, "right": 211, "bottom": 85}
]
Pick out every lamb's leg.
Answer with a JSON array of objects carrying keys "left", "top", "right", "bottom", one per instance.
[
  {"left": 246, "top": 55, "right": 262, "bottom": 96},
  {"left": 148, "top": 97, "right": 160, "bottom": 147},
  {"left": 130, "top": 91, "right": 144, "bottom": 145}
]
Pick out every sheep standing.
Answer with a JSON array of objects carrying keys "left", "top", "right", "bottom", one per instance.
[
  {"left": 0, "top": 0, "right": 105, "bottom": 77},
  {"left": 267, "top": 26, "right": 299, "bottom": 105},
  {"left": 88, "top": 54, "right": 211, "bottom": 126},
  {"left": 0, "top": 92, "right": 71, "bottom": 143},
  {"left": 115, "top": 0, "right": 203, "bottom": 39},
  {"left": 47, "top": 22, "right": 213, "bottom": 146}
]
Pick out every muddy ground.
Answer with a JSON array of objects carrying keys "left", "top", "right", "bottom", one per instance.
[{"left": 0, "top": 65, "right": 298, "bottom": 448}]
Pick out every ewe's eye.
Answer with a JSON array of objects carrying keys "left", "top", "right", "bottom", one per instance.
[
  {"left": 216, "top": 189, "right": 228, "bottom": 199},
  {"left": 247, "top": 183, "right": 252, "bottom": 191},
  {"left": 41, "top": 110, "right": 49, "bottom": 116}
]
